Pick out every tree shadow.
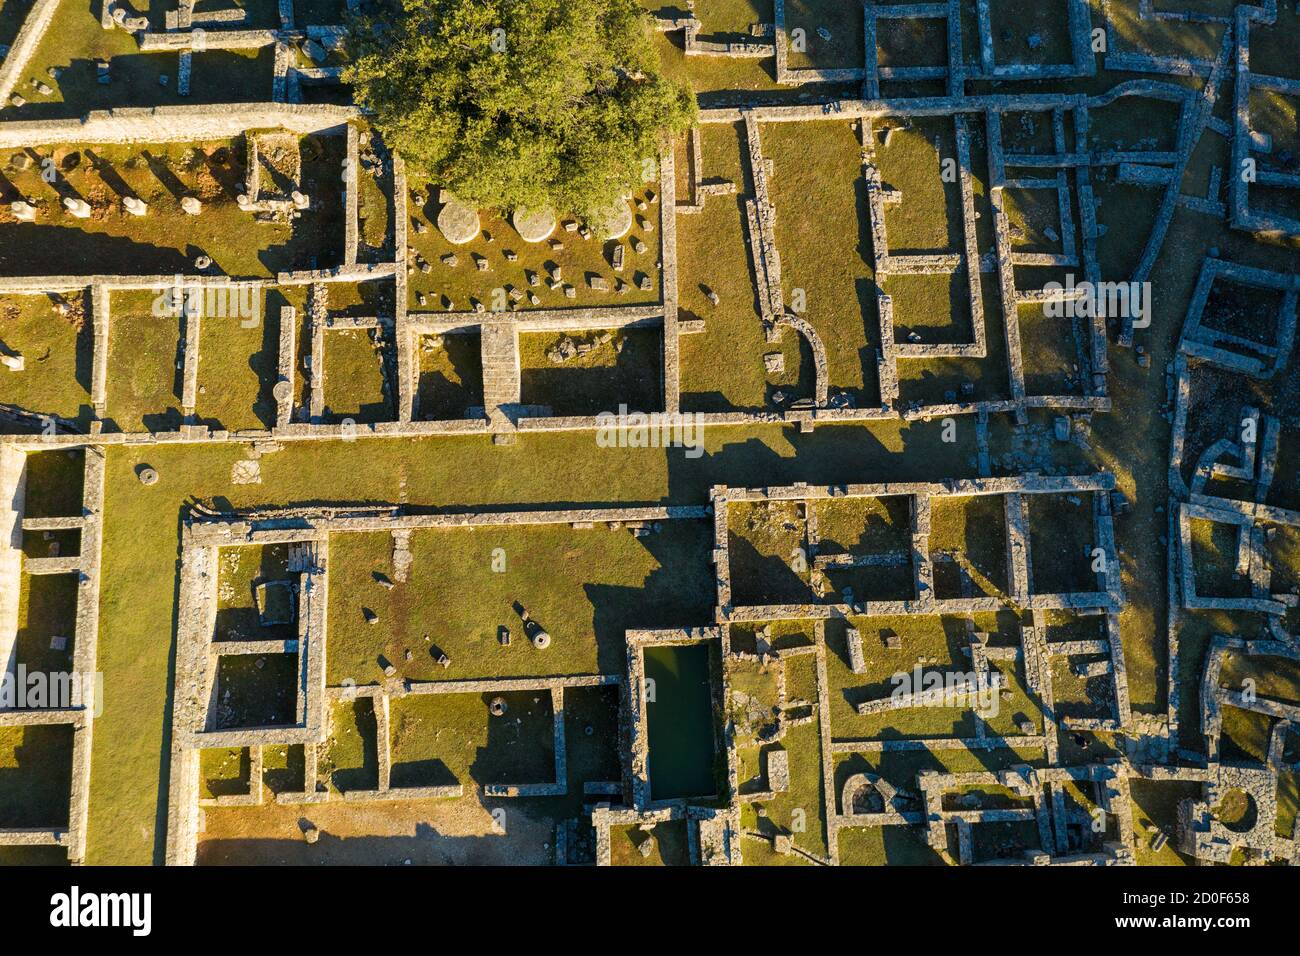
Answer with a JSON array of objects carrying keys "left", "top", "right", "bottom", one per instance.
[{"left": 0, "top": 222, "right": 192, "bottom": 277}]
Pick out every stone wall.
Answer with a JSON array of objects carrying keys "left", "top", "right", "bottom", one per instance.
[
  {"left": 0, "top": 0, "right": 62, "bottom": 108},
  {"left": 0, "top": 446, "right": 25, "bottom": 679},
  {"left": 0, "top": 103, "right": 357, "bottom": 149},
  {"left": 0, "top": 447, "right": 104, "bottom": 862}
]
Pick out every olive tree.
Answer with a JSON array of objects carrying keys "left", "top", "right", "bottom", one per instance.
[{"left": 345, "top": 0, "right": 696, "bottom": 224}]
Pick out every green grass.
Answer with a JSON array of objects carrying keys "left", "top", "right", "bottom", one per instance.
[
  {"left": 610, "top": 819, "right": 691, "bottom": 865},
  {"left": 7, "top": 0, "right": 275, "bottom": 122},
  {"left": 325, "top": 521, "right": 714, "bottom": 686},
  {"left": 1249, "top": 0, "right": 1300, "bottom": 81},
  {"left": 929, "top": 495, "right": 1010, "bottom": 598},
  {"left": 989, "top": 0, "right": 1074, "bottom": 66},
  {"left": 877, "top": 14, "right": 947, "bottom": 69},
  {"left": 728, "top": 654, "right": 783, "bottom": 768},
  {"left": 14, "top": 570, "right": 78, "bottom": 675},
  {"left": 766, "top": 119, "right": 879, "bottom": 404},
  {"left": 1087, "top": 95, "right": 1184, "bottom": 155},
  {"left": 357, "top": 148, "right": 393, "bottom": 261},
  {"left": 727, "top": 499, "right": 811, "bottom": 606},
  {"left": 0, "top": 133, "right": 344, "bottom": 278},
  {"left": 21, "top": 448, "right": 83, "bottom": 518},
  {"left": 1051, "top": 654, "right": 1116, "bottom": 723},
  {"left": 103, "top": 291, "right": 182, "bottom": 433},
  {"left": 1026, "top": 492, "right": 1097, "bottom": 595},
  {"left": 1001, "top": 111, "right": 1059, "bottom": 155},
  {"left": 389, "top": 691, "right": 556, "bottom": 789},
  {"left": 814, "top": 495, "right": 914, "bottom": 601},
  {"left": 416, "top": 332, "right": 483, "bottom": 420},
  {"left": 1188, "top": 516, "right": 1251, "bottom": 600},
  {"left": 519, "top": 327, "right": 663, "bottom": 415},
  {"left": 321, "top": 698, "right": 377, "bottom": 792},
  {"left": 885, "top": 273, "right": 974, "bottom": 345},
  {"left": 877, "top": 117, "right": 964, "bottom": 254},
  {"left": 1019, "top": 304, "right": 1086, "bottom": 397},
  {"left": 199, "top": 747, "right": 250, "bottom": 800},
  {"left": 213, "top": 653, "right": 299, "bottom": 729},
  {"left": 321, "top": 327, "right": 394, "bottom": 424},
  {"left": 1130, "top": 778, "right": 1199, "bottom": 865},
  {"left": 261, "top": 743, "right": 305, "bottom": 795},
  {"left": 649, "top": 29, "right": 789, "bottom": 101},
  {"left": 0, "top": 292, "right": 92, "bottom": 424},
  {"left": 55, "top": 4, "right": 1296, "bottom": 868},
  {"left": 739, "top": 718, "right": 828, "bottom": 863},
  {"left": 783, "top": 0, "right": 863, "bottom": 71},
  {"left": 215, "top": 544, "right": 294, "bottom": 643},
  {"left": 823, "top": 611, "right": 1039, "bottom": 740},
  {"left": 562, "top": 684, "right": 622, "bottom": 784},
  {"left": 1102, "top": 0, "right": 1226, "bottom": 65},
  {"left": 195, "top": 306, "right": 279, "bottom": 432},
  {"left": 0, "top": 724, "right": 73, "bottom": 828},
  {"left": 405, "top": 175, "right": 662, "bottom": 314},
  {"left": 691, "top": 0, "right": 771, "bottom": 36},
  {"left": 837, "top": 823, "right": 942, "bottom": 865},
  {"left": 1003, "top": 185, "right": 1065, "bottom": 255},
  {"left": 677, "top": 122, "right": 787, "bottom": 413},
  {"left": 89, "top": 422, "right": 990, "bottom": 864}
]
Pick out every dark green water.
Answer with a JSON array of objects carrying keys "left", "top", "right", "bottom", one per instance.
[{"left": 644, "top": 643, "right": 716, "bottom": 800}]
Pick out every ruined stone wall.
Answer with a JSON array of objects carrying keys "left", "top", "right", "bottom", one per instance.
[
  {"left": 0, "top": 446, "right": 25, "bottom": 679},
  {"left": 0, "top": 103, "right": 358, "bottom": 149},
  {"left": 0, "top": 0, "right": 62, "bottom": 108}
]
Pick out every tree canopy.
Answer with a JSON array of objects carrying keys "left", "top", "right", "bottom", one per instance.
[{"left": 345, "top": 0, "right": 697, "bottom": 224}]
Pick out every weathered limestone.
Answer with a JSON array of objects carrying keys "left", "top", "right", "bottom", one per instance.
[
  {"left": 436, "top": 192, "right": 480, "bottom": 245},
  {"left": 275, "top": 306, "right": 296, "bottom": 428},
  {"left": 596, "top": 201, "right": 634, "bottom": 241},
  {"left": 479, "top": 319, "right": 522, "bottom": 430},
  {"left": 741, "top": 113, "right": 784, "bottom": 327},
  {"left": 180, "top": 296, "right": 201, "bottom": 417},
  {"left": 343, "top": 122, "right": 359, "bottom": 265},
  {"left": 511, "top": 207, "right": 556, "bottom": 244},
  {"left": 62, "top": 197, "right": 91, "bottom": 218},
  {"left": 845, "top": 626, "right": 866, "bottom": 674},
  {"left": 658, "top": 148, "right": 681, "bottom": 415},
  {"left": 307, "top": 282, "right": 327, "bottom": 421},
  {"left": 771, "top": 313, "right": 829, "bottom": 408}
]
